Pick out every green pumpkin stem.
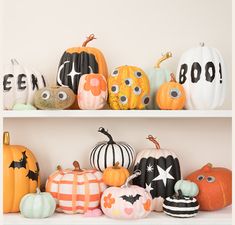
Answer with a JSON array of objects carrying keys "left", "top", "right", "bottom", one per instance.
[
  {"left": 155, "top": 52, "right": 172, "bottom": 68},
  {"left": 82, "top": 34, "right": 96, "bottom": 47},
  {"left": 146, "top": 135, "right": 161, "bottom": 149},
  {"left": 3, "top": 132, "right": 10, "bottom": 145},
  {"left": 98, "top": 127, "right": 116, "bottom": 144}
]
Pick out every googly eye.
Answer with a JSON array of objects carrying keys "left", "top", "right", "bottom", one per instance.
[
  {"left": 197, "top": 175, "right": 205, "bottom": 181},
  {"left": 170, "top": 88, "right": 181, "bottom": 98},
  {"left": 120, "top": 95, "right": 128, "bottom": 105},
  {"left": 58, "top": 91, "right": 68, "bottom": 101},
  {"left": 111, "top": 85, "right": 119, "bottom": 94},
  {"left": 124, "top": 78, "right": 133, "bottom": 86},
  {"left": 111, "top": 69, "right": 119, "bottom": 77},
  {"left": 207, "top": 176, "right": 216, "bottom": 183},
  {"left": 142, "top": 95, "right": 150, "bottom": 105},
  {"left": 134, "top": 71, "right": 142, "bottom": 78},
  {"left": 133, "top": 86, "right": 142, "bottom": 95},
  {"left": 41, "top": 90, "right": 50, "bottom": 100}
]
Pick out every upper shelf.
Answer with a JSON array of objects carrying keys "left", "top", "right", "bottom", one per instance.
[{"left": 2, "top": 110, "right": 232, "bottom": 118}]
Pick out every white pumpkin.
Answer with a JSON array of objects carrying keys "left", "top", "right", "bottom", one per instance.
[
  {"left": 176, "top": 43, "right": 226, "bottom": 109},
  {"left": 3, "top": 59, "right": 47, "bottom": 110}
]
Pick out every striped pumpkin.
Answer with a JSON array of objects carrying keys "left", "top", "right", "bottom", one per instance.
[
  {"left": 90, "top": 127, "right": 135, "bottom": 172},
  {"left": 45, "top": 161, "right": 106, "bottom": 214},
  {"left": 163, "top": 190, "right": 199, "bottom": 218}
]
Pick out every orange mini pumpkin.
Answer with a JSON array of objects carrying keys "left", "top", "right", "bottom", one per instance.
[
  {"left": 156, "top": 73, "right": 186, "bottom": 110},
  {"left": 103, "top": 162, "right": 130, "bottom": 187},
  {"left": 186, "top": 163, "right": 232, "bottom": 211}
]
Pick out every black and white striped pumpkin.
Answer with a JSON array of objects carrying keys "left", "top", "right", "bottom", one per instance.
[
  {"left": 163, "top": 190, "right": 199, "bottom": 218},
  {"left": 89, "top": 127, "right": 135, "bottom": 172}
]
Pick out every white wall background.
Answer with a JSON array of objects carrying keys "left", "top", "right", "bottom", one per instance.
[{"left": 2, "top": 0, "right": 232, "bottom": 184}]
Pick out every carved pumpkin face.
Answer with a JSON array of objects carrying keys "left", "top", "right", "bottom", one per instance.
[
  {"left": 186, "top": 163, "right": 232, "bottom": 211},
  {"left": 3, "top": 132, "right": 40, "bottom": 213}
]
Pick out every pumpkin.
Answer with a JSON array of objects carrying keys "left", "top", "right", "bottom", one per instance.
[
  {"left": 34, "top": 86, "right": 75, "bottom": 110},
  {"left": 176, "top": 43, "right": 226, "bottom": 109},
  {"left": 133, "top": 135, "right": 181, "bottom": 212},
  {"left": 163, "top": 190, "right": 199, "bottom": 218},
  {"left": 101, "top": 171, "right": 152, "bottom": 219},
  {"left": 56, "top": 33, "right": 108, "bottom": 109},
  {"left": 108, "top": 65, "right": 150, "bottom": 110},
  {"left": 156, "top": 73, "right": 186, "bottom": 110},
  {"left": 77, "top": 72, "right": 107, "bottom": 109},
  {"left": 174, "top": 180, "right": 199, "bottom": 197},
  {"left": 103, "top": 162, "right": 130, "bottom": 187},
  {"left": 45, "top": 161, "right": 106, "bottom": 214},
  {"left": 3, "top": 59, "right": 47, "bottom": 110},
  {"left": 3, "top": 132, "right": 40, "bottom": 213},
  {"left": 147, "top": 52, "right": 172, "bottom": 109},
  {"left": 186, "top": 163, "right": 232, "bottom": 211},
  {"left": 20, "top": 188, "right": 56, "bottom": 218},
  {"left": 90, "top": 127, "right": 135, "bottom": 172}
]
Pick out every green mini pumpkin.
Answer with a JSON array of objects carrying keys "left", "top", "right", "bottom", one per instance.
[
  {"left": 174, "top": 180, "right": 199, "bottom": 197},
  {"left": 20, "top": 188, "right": 56, "bottom": 218}
]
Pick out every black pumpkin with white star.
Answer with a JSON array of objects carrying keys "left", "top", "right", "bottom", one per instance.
[{"left": 133, "top": 135, "right": 181, "bottom": 212}]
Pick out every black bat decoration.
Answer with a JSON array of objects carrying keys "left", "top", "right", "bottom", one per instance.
[
  {"left": 26, "top": 162, "right": 40, "bottom": 182},
  {"left": 120, "top": 194, "right": 141, "bottom": 205},
  {"left": 9, "top": 151, "right": 28, "bottom": 169}
]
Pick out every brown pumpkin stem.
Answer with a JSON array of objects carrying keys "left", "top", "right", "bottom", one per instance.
[
  {"left": 178, "top": 189, "right": 184, "bottom": 199},
  {"left": 146, "top": 135, "right": 161, "bottom": 149},
  {"left": 113, "top": 162, "right": 120, "bottom": 169},
  {"left": 82, "top": 34, "right": 96, "bottom": 47},
  {"left": 3, "top": 132, "right": 10, "bottom": 145},
  {"left": 73, "top": 161, "right": 83, "bottom": 172},
  {"left": 155, "top": 52, "right": 172, "bottom": 68},
  {"left": 170, "top": 73, "right": 177, "bottom": 82},
  {"left": 57, "top": 165, "right": 62, "bottom": 171}
]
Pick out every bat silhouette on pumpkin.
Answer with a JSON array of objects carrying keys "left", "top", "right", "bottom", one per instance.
[
  {"left": 26, "top": 162, "right": 40, "bottom": 182},
  {"left": 9, "top": 151, "right": 28, "bottom": 169},
  {"left": 120, "top": 194, "right": 141, "bottom": 204}
]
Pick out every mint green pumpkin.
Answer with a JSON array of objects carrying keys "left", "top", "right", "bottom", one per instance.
[
  {"left": 174, "top": 180, "right": 199, "bottom": 197},
  {"left": 147, "top": 52, "right": 172, "bottom": 109},
  {"left": 20, "top": 188, "right": 56, "bottom": 218}
]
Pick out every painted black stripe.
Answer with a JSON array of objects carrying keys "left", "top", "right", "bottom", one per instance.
[
  {"left": 96, "top": 144, "right": 106, "bottom": 171},
  {"left": 91, "top": 144, "right": 102, "bottom": 168},
  {"left": 125, "top": 144, "right": 134, "bottom": 165},
  {"left": 111, "top": 144, "right": 115, "bottom": 166},
  {"left": 104, "top": 144, "right": 110, "bottom": 168},
  {"left": 164, "top": 200, "right": 199, "bottom": 208},
  {"left": 41, "top": 75, "right": 46, "bottom": 87},
  {"left": 163, "top": 207, "right": 198, "bottom": 215},
  {"left": 117, "top": 144, "right": 124, "bottom": 166},
  {"left": 90, "top": 145, "right": 100, "bottom": 167},
  {"left": 121, "top": 144, "right": 131, "bottom": 168}
]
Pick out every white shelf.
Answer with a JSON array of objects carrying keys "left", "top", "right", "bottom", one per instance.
[
  {"left": 3, "top": 206, "right": 232, "bottom": 225},
  {"left": 2, "top": 110, "right": 232, "bottom": 118}
]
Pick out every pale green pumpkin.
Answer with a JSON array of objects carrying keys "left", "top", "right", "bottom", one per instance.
[
  {"left": 174, "top": 180, "right": 199, "bottom": 197},
  {"left": 147, "top": 52, "right": 172, "bottom": 109},
  {"left": 20, "top": 188, "right": 56, "bottom": 218}
]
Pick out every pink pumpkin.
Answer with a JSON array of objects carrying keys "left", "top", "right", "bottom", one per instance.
[
  {"left": 77, "top": 73, "right": 107, "bottom": 109},
  {"left": 101, "top": 171, "right": 152, "bottom": 219}
]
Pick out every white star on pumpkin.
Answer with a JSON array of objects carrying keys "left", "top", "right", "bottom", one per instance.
[
  {"left": 145, "top": 183, "right": 154, "bottom": 193},
  {"left": 147, "top": 164, "right": 153, "bottom": 172},
  {"left": 66, "top": 63, "right": 81, "bottom": 86},
  {"left": 152, "top": 165, "right": 174, "bottom": 186}
]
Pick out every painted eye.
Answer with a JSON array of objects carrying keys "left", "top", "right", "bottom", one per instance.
[
  {"left": 120, "top": 95, "right": 128, "bottom": 104},
  {"left": 58, "top": 91, "right": 67, "bottom": 101},
  {"left": 124, "top": 78, "right": 133, "bottom": 86},
  {"left": 169, "top": 88, "right": 181, "bottom": 98},
  {"left": 111, "top": 85, "right": 119, "bottom": 94},
  {"left": 133, "top": 86, "right": 142, "bottom": 95},
  {"left": 197, "top": 175, "right": 205, "bottom": 181},
  {"left": 142, "top": 95, "right": 150, "bottom": 105},
  {"left": 134, "top": 71, "right": 142, "bottom": 78},
  {"left": 111, "top": 69, "right": 119, "bottom": 77},
  {"left": 207, "top": 176, "right": 216, "bottom": 183},
  {"left": 41, "top": 90, "right": 50, "bottom": 100}
]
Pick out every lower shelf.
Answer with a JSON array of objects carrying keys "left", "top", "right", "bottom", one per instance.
[{"left": 3, "top": 206, "right": 232, "bottom": 225}]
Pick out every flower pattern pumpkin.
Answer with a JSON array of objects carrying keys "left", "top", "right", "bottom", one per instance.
[{"left": 103, "top": 193, "right": 115, "bottom": 208}]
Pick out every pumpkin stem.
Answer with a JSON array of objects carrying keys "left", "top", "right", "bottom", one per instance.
[
  {"left": 11, "top": 59, "right": 19, "bottom": 65},
  {"left": 122, "top": 170, "right": 141, "bottom": 188},
  {"left": 3, "top": 132, "right": 10, "bottom": 145},
  {"left": 178, "top": 189, "right": 184, "bottom": 199},
  {"left": 73, "top": 161, "right": 83, "bottom": 172},
  {"left": 170, "top": 73, "right": 177, "bottom": 82},
  {"left": 88, "top": 66, "right": 94, "bottom": 74},
  {"left": 200, "top": 42, "right": 205, "bottom": 47},
  {"left": 57, "top": 165, "right": 62, "bottom": 171},
  {"left": 82, "top": 34, "right": 96, "bottom": 47},
  {"left": 146, "top": 135, "right": 160, "bottom": 149},
  {"left": 202, "top": 163, "right": 213, "bottom": 172},
  {"left": 113, "top": 162, "right": 120, "bottom": 169},
  {"left": 155, "top": 52, "right": 172, "bottom": 68},
  {"left": 36, "top": 188, "right": 41, "bottom": 194},
  {"left": 98, "top": 127, "right": 116, "bottom": 144}
]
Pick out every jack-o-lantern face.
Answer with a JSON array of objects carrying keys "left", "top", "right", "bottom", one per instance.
[{"left": 186, "top": 163, "right": 232, "bottom": 211}]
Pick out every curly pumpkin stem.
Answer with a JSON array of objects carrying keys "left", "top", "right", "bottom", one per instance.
[
  {"left": 82, "top": 34, "right": 96, "bottom": 47},
  {"left": 98, "top": 127, "right": 116, "bottom": 144},
  {"left": 113, "top": 162, "right": 120, "bottom": 169},
  {"left": 73, "top": 161, "right": 83, "bottom": 172},
  {"left": 146, "top": 135, "right": 161, "bottom": 149},
  {"left": 155, "top": 52, "right": 172, "bottom": 68},
  {"left": 122, "top": 170, "right": 141, "bottom": 188},
  {"left": 170, "top": 73, "right": 177, "bottom": 82},
  {"left": 3, "top": 132, "right": 10, "bottom": 145}
]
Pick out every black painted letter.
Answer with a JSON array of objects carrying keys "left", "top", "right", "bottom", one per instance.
[
  {"left": 18, "top": 74, "right": 27, "bottom": 90},
  {"left": 179, "top": 64, "right": 187, "bottom": 84},
  {"left": 205, "top": 62, "right": 215, "bottom": 83},
  {"left": 3, "top": 74, "right": 14, "bottom": 91},
  {"left": 191, "top": 62, "right": 201, "bottom": 83}
]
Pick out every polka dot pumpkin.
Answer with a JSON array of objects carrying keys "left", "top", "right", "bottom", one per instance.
[{"left": 108, "top": 65, "right": 150, "bottom": 110}]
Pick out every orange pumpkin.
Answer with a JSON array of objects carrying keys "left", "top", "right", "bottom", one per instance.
[
  {"left": 3, "top": 132, "right": 40, "bottom": 213},
  {"left": 186, "top": 163, "right": 232, "bottom": 211},
  {"left": 156, "top": 73, "right": 186, "bottom": 110},
  {"left": 103, "top": 162, "right": 130, "bottom": 187}
]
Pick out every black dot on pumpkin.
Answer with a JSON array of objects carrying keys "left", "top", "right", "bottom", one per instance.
[
  {"left": 111, "top": 86, "right": 117, "bottom": 92},
  {"left": 135, "top": 71, "right": 142, "bottom": 78},
  {"left": 171, "top": 91, "right": 178, "bottom": 97},
  {"left": 120, "top": 96, "right": 127, "bottom": 102},
  {"left": 59, "top": 93, "right": 63, "bottom": 98},
  {"left": 135, "top": 87, "right": 140, "bottom": 92},
  {"left": 143, "top": 97, "right": 150, "bottom": 105},
  {"left": 113, "top": 70, "right": 118, "bottom": 75},
  {"left": 42, "top": 93, "right": 47, "bottom": 98},
  {"left": 125, "top": 80, "right": 130, "bottom": 85}
]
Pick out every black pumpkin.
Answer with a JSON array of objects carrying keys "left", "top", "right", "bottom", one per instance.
[{"left": 133, "top": 135, "right": 181, "bottom": 212}]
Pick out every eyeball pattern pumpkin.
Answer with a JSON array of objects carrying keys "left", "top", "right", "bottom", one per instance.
[
  {"left": 176, "top": 43, "right": 226, "bottom": 109},
  {"left": 90, "top": 127, "right": 135, "bottom": 172},
  {"left": 108, "top": 65, "right": 150, "bottom": 110},
  {"left": 186, "top": 163, "right": 232, "bottom": 211},
  {"left": 101, "top": 171, "right": 152, "bottom": 219},
  {"left": 46, "top": 161, "right": 106, "bottom": 214},
  {"left": 77, "top": 73, "right": 107, "bottom": 109},
  {"left": 34, "top": 86, "right": 75, "bottom": 110},
  {"left": 3, "top": 59, "right": 47, "bottom": 110}
]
